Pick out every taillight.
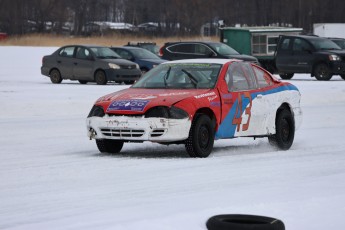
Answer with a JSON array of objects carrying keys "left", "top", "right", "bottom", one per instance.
[{"left": 158, "top": 47, "right": 164, "bottom": 57}]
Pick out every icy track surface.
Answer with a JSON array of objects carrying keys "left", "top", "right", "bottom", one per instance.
[{"left": 0, "top": 46, "right": 345, "bottom": 230}]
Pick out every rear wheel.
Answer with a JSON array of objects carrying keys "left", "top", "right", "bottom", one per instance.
[
  {"left": 279, "top": 73, "right": 294, "bottom": 80},
  {"left": 268, "top": 109, "right": 295, "bottom": 150},
  {"left": 314, "top": 63, "right": 332, "bottom": 81},
  {"left": 96, "top": 139, "right": 124, "bottom": 154},
  {"left": 95, "top": 70, "right": 107, "bottom": 85},
  {"left": 50, "top": 69, "right": 62, "bottom": 84},
  {"left": 78, "top": 80, "right": 88, "bottom": 84},
  {"left": 185, "top": 114, "right": 214, "bottom": 158}
]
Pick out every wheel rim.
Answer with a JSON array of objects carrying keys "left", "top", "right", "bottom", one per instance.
[
  {"left": 199, "top": 125, "right": 210, "bottom": 149},
  {"left": 316, "top": 65, "right": 329, "bottom": 79},
  {"left": 281, "top": 118, "right": 290, "bottom": 142}
]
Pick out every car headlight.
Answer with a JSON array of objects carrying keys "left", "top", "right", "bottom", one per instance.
[
  {"left": 329, "top": 54, "right": 341, "bottom": 61},
  {"left": 108, "top": 63, "right": 120, "bottom": 69},
  {"left": 145, "top": 106, "right": 188, "bottom": 119},
  {"left": 87, "top": 105, "right": 105, "bottom": 118}
]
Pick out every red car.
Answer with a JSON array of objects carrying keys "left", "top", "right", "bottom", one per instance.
[{"left": 86, "top": 59, "right": 302, "bottom": 157}]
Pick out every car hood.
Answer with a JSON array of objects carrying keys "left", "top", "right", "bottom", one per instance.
[
  {"left": 140, "top": 58, "right": 168, "bottom": 64},
  {"left": 223, "top": 54, "right": 258, "bottom": 62},
  {"left": 96, "top": 88, "right": 213, "bottom": 114}
]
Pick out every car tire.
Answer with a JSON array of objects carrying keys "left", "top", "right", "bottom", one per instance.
[
  {"left": 95, "top": 70, "right": 107, "bottom": 85},
  {"left": 279, "top": 73, "right": 294, "bottom": 80},
  {"left": 124, "top": 80, "right": 135, "bottom": 85},
  {"left": 185, "top": 114, "right": 214, "bottom": 158},
  {"left": 314, "top": 63, "right": 332, "bottom": 81},
  {"left": 268, "top": 109, "right": 295, "bottom": 150},
  {"left": 78, "top": 80, "right": 88, "bottom": 84},
  {"left": 206, "top": 214, "right": 285, "bottom": 230},
  {"left": 340, "top": 74, "right": 345, "bottom": 80},
  {"left": 96, "top": 139, "right": 124, "bottom": 154},
  {"left": 50, "top": 69, "right": 62, "bottom": 84}
]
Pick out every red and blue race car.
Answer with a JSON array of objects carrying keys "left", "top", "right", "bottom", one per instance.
[{"left": 86, "top": 59, "right": 302, "bottom": 157}]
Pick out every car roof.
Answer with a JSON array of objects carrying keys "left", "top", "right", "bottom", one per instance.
[
  {"left": 112, "top": 46, "right": 144, "bottom": 50},
  {"left": 162, "top": 59, "right": 238, "bottom": 65},
  {"left": 165, "top": 41, "right": 221, "bottom": 45}
]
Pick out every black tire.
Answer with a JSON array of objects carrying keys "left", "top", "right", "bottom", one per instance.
[
  {"left": 50, "top": 69, "right": 62, "bottom": 84},
  {"left": 314, "top": 63, "right": 332, "bottom": 81},
  {"left": 95, "top": 70, "right": 107, "bottom": 85},
  {"left": 96, "top": 139, "right": 124, "bottom": 154},
  {"left": 78, "top": 80, "right": 88, "bottom": 84},
  {"left": 340, "top": 74, "right": 345, "bottom": 80},
  {"left": 206, "top": 214, "right": 285, "bottom": 230},
  {"left": 279, "top": 73, "right": 294, "bottom": 80},
  {"left": 124, "top": 80, "right": 135, "bottom": 85},
  {"left": 268, "top": 109, "right": 295, "bottom": 150},
  {"left": 185, "top": 114, "right": 214, "bottom": 158}
]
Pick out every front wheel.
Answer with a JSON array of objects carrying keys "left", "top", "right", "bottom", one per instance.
[
  {"left": 279, "top": 73, "right": 294, "bottom": 80},
  {"left": 95, "top": 70, "right": 107, "bottom": 85},
  {"left": 268, "top": 109, "right": 295, "bottom": 150},
  {"left": 314, "top": 63, "right": 332, "bottom": 81},
  {"left": 96, "top": 139, "right": 124, "bottom": 154},
  {"left": 185, "top": 114, "right": 214, "bottom": 158},
  {"left": 50, "top": 69, "right": 62, "bottom": 84}
]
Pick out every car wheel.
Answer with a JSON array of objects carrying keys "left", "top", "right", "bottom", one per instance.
[
  {"left": 279, "top": 73, "right": 294, "bottom": 80},
  {"left": 124, "top": 80, "right": 135, "bottom": 85},
  {"left": 50, "top": 69, "right": 62, "bottom": 84},
  {"left": 314, "top": 63, "right": 332, "bottom": 81},
  {"left": 78, "top": 80, "right": 88, "bottom": 84},
  {"left": 96, "top": 139, "right": 124, "bottom": 154},
  {"left": 340, "top": 74, "right": 345, "bottom": 80},
  {"left": 206, "top": 214, "right": 285, "bottom": 230},
  {"left": 268, "top": 109, "right": 295, "bottom": 150},
  {"left": 185, "top": 114, "right": 214, "bottom": 158},
  {"left": 95, "top": 70, "right": 107, "bottom": 85}
]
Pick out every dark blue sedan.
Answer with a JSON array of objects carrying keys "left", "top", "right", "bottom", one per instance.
[{"left": 110, "top": 47, "right": 167, "bottom": 74}]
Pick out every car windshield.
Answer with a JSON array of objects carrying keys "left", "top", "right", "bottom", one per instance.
[
  {"left": 131, "top": 48, "right": 161, "bottom": 59},
  {"left": 140, "top": 44, "right": 160, "bottom": 54},
  {"left": 331, "top": 39, "right": 345, "bottom": 49},
  {"left": 310, "top": 38, "right": 341, "bottom": 50},
  {"left": 90, "top": 47, "right": 121, "bottom": 59},
  {"left": 132, "top": 63, "right": 222, "bottom": 89},
  {"left": 208, "top": 43, "right": 239, "bottom": 55}
]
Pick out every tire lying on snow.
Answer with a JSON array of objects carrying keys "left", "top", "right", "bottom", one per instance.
[{"left": 206, "top": 214, "right": 285, "bottom": 230}]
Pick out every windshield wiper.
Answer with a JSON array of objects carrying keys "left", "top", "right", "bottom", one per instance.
[
  {"left": 163, "top": 66, "right": 171, "bottom": 88},
  {"left": 181, "top": 69, "right": 198, "bottom": 88}
]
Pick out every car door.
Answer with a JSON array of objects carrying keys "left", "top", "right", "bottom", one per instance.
[
  {"left": 216, "top": 62, "right": 268, "bottom": 139},
  {"left": 289, "top": 38, "right": 314, "bottom": 72},
  {"left": 56, "top": 46, "right": 75, "bottom": 78},
  {"left": 275, "top": 37, "right": 295, "bottom": 72},
  {"left": 73, "top": 47, "right": 95, "bottom": 80}
]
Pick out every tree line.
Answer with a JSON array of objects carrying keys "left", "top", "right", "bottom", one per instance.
[{"left": 0, "top": 0, "right": 344, "bottom": 36}]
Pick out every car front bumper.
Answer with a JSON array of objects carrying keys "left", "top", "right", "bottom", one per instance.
[
  {"left": 105, "top": 68, "right": 142, "bottom": 82},
  {"left": 86, "top": 115, "right": 191, "bottom": 142},
  {"left": 330, "top": 61, "right": 345, "bottom": 75}
]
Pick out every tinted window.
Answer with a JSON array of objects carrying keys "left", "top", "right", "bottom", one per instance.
[
  {"left": 59, "top": 47, "right": 74, "bottom": 57},
  {"left": 168, "top": 44, "right": 193, "bottom": 53},
  {"left": 309, "top": 38, "right": 341, "bottom": 50},
  {"left": 280, "top": 38, "right": 291, "bottom": 50},
  {"left": 293, "top": 38, "right": 311, "bottom": 51},
  {"left": 116, "top": 49, "right": 133, "bottom": 59},
  {"left": 194, "top": 44, "right": 213, "bottom": 55}
]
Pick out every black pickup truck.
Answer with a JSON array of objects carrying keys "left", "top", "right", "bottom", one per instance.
[{"left": 275, "top": 35, "right": 345, "bottom": 80}]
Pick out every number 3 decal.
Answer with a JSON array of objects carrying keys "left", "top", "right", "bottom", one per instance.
[{"left": 232, "top": 92, "right": 252, "bottom": 132}]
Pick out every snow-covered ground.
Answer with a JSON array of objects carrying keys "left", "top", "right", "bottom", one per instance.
[{"left": 0, "top": 46, "right": 345, "bottom": 230}]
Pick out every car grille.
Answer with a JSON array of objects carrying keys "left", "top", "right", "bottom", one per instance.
[
  {"left": 150, "top": 129, "right": 166, "bottom": 137},
  {"left": 101, "top": 128, "right": 145, "bottom": 138},
  {"left": 120, "top": 65, "right": 137, "bottom": 69}
]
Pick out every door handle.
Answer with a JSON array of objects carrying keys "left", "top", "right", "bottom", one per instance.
[{"left": 257, "top": 94, "right": 263, "bottom": 99}]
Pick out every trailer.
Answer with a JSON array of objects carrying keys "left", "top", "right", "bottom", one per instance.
[
  {"left": 313, "top": 23, "right": 345, "bottom": 38},
  {"left": 220, "top": 26, "right": 303, "bottom": 73}
]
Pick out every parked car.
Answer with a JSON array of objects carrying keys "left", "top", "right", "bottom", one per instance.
[
  {"left": 275, "top": 35, "right": 345, "bottom": 80},
  {"left": 41, "top": 45, "right": 142, "bottom": 85},
  {"left": 328, "top": 37, "right": 345, "bottom": 49},
  {"left": 159, "top": 41, "right": 259, "bottom": 64},
  {"left": 125, "top": 41, "right": 160, "bottom": 55},
  {"left": 110, "top": 46, "right": 167, "bottom": 74},
  {"left": 86, "top": 59, "right": 302, "bottom": 158}
]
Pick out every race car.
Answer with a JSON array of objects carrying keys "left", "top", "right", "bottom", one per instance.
[{"left": 86, "top": 59, "right": 302, "bottom": 158}]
